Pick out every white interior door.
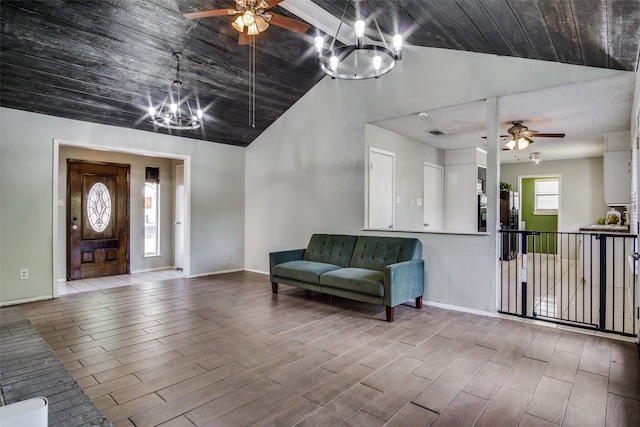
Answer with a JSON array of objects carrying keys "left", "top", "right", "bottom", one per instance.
[
  {"left": 423, "top": 163, "right": 443, "bottom": 231},
  {"left": 369, "top": 148, "right": 394, "bottom": 229},
  {"left": 174, "top": 164, "right": 184, "bottom": 269}
]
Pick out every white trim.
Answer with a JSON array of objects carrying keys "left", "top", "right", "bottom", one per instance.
[
  {"left": 244, "top": 268, "right": 268, "bottom": 275},
  {"left": 424, "top": 300, "right": 497, "bottom": 318},
  {"left": 129, "top": 266, "right": 178, "bottom": 274},
  {"left": 0, "top": 295, "right": 53, "bottom": 307},
  {"left": 52, "top": 138, "right": 192, "bottom": 297}
]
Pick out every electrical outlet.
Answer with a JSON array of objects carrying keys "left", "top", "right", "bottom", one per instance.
[{"left": 20, "top": 269, "right": 29, "bottom": 280}]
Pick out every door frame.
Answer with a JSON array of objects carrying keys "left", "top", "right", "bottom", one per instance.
[
  {"left": 52, "top": 139, "right": 191, "bottom": 297},
  {"left": 423, "top": 162, "right": 444, "bottom": 231},
  {"left": 367, "top": 147, "right": 395, "bottom": 229},
  {"left": 517, "top": 173, "right": 562, "bottom": 232}
]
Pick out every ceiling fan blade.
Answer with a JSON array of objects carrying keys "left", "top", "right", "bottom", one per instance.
[
  {"left": 183, "top": 9, "right": 232, "bottom": 19},
  {"left": 481, "top": 135, "right": 510, "bottom": 139},
  {"left": 266, "top": 0, "right": 285, "bottom": 8},
  {"left": 238, "top": 32, "right": 252, "bottom": 45},
  {"left": 267, "top": 13, "right": 310, "bottom": 34},
  {"left": 530, "top": 133, "right": 565, "bottom": 138}
]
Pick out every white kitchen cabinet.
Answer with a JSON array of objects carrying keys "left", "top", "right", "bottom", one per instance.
[
  {"left": 444, "top": 148, "right": 486, "bottom": 232},
  {"left": 603, "top": 151, "right": 631, "bottom": 205}
]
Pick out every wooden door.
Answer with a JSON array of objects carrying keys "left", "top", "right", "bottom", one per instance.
[{"left": 67, "top": 160, "right": 130, "bottom": 280}]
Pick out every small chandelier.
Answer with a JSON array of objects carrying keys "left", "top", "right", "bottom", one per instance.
[
  {"left": 529, "top": 152, "right": 541, "bottom": 163},
  {"left": 148, "top": 52, "right": 203, "bottom": 130},
  {"left": 313, "top": 0, "right": 403, "bottom": 80}
]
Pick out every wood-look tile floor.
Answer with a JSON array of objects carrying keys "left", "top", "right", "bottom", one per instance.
[{"left": 19, "top": 271, "right": 640, "bottom": 426}]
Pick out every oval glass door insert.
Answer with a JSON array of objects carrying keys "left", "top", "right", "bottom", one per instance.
[{"left": 87, "top": 182, "right": 111, "bottom": 232}]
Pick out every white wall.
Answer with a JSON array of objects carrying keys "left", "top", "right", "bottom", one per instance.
[
  {"left": 245, "top": 45, "right": 622, "bottom": 314},
  {"left": 0, "top": 108, "right": 245, "bottom": 304},
  {"left": 501, "top": 157, "right": 608, "bottom": 232}
]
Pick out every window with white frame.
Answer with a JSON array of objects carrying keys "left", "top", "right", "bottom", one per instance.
[
  {"left": 534, "top": 178, "right": 559, "bottom": 214},
  {"left": 144, "top": 167, "right": 160, "bottom": 256}
]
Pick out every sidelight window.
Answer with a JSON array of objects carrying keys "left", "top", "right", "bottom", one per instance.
[{"left": 144, "top": 167, "right": 160, "bottom": 256}]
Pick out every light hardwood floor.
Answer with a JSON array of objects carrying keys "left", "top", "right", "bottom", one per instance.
[{"left": 20, "top": 271, "right": 640, "bottom": 426}]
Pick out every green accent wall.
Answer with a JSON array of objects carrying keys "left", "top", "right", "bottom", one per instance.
[{"left": 522, "top": 178, "right": 558, "bottom": 254}]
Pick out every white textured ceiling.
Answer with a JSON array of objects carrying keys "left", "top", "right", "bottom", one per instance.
[{"left": 370, "top": 73, "right": 636, "bottom": 164}]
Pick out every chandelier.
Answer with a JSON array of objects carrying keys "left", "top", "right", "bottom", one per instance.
[
  {"left": 230, "top": 0, "right": 271, "bottom": 36},
  {"left": 148, "top": 52, "right": 203, "bottom": 130},
  {"left": 313, "top": 0, "right": 403, "bottom": 80}
]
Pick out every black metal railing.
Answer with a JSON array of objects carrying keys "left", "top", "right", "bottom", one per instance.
[{"left": 498, "top": 229, "right": 638, "bottom": 337}]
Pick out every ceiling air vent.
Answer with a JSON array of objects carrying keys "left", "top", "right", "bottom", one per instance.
[{"left": 429, "top": 130, "right": 446, "bottom": 136}]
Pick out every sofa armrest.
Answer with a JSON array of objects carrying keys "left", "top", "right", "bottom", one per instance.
[
  {"left": 383, "top": 259, "right": 425, "bottom": 307},
  {"left": 269, "top": 249, "right": 305, "bottom": 280}
]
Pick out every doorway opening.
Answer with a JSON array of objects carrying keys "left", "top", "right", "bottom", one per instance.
[{"left": 53, "top": 139, "right": 190, "bottom": 297}]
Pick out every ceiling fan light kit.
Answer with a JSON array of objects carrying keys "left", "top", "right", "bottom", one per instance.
[
  {"left": 314, "top": 0, "right": 403, "bottom": 80},
  {"left": 147, "top": 52, "right": 203, "bottom": 130},
  {"left": 502, "top": 121, "right": 564, "bottom": 151}
]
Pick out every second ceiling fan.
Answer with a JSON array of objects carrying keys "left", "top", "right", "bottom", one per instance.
[
  {"left": 502, "top": 121, "right": 565, "bottom": 150},
  {"left": 183, "top": 0, "right": 310, "bottom": 44}
]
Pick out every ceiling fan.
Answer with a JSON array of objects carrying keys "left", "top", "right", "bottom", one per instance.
[
  {"left": 183, "top": 0, "right": 310, "bottom": 44},
  {"left": 501, "top": 121, "right": 565, "bottom": 150}
]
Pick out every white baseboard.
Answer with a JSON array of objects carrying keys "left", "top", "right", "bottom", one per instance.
[
  {"left": 0, "top": 295, "right": 53, "bottom": 307},
  {"left": 425, "top": 300, "right": 496, "bottom": 318},
  {"left": 130, "top": 266, "right": 176, "bottom": 274},
  {"left": 244, "top": 268, "right": 268, "bottom": 275}
]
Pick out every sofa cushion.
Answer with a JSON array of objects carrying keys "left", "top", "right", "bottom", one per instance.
[
  {"left": 273, "top": 260, "right": 342, "bottom": 284},
  {"left": 350, "top": 236, "right": 422, "bottom": 271},
  {"left": 320, "top": 268, "right": 385, "bottom": 297},
  {"left": 303, "top": 234, "right": 358, "bottom": 268}
]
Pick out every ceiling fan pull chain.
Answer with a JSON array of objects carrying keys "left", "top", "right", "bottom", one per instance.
[{"left": 249, "top": 35, "right": 256, "bottom": 128}]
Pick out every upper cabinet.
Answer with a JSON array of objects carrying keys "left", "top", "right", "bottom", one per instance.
[{"left": 603, "top": 132, "right": 631, "bottom": 206}]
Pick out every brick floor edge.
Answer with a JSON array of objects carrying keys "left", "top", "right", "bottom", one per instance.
[{"left": 0, "top": 306, "right": 111, "bottom": 427}]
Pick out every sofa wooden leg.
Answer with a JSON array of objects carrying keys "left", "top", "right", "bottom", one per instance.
[
  {"left": 385, "top": 306, "right": 395, "bottom": 322},
  {"left": 416, "top": 295, "right": 423, "bottom": 309},
  {"left": 271, "top": 282, "right": 278, "bottom": 294}
]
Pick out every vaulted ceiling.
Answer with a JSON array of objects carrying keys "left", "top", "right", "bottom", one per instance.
[{"left": 1, "top": 0, "right": 639, "bottom": 147}]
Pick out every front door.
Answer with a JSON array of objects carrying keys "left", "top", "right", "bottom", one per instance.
[{"left": 67, "top": 160, "right": 130, "bottom": 280}]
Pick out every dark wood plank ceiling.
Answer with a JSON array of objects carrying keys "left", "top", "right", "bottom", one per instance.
[{"left": 1, "top": 0, "right": 639, "bottom": 147}]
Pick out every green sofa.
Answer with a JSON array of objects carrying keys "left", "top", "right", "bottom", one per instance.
[{"left": 269, "top": 234, "right": 424, "bottom": 322}]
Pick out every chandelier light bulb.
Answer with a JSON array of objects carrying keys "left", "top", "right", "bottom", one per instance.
[
  {"left": 148, "top": 106, "right": 155, "bottom": 116},
  {"left": 372, "top": 55, "right": 382, "bottom": 71},
  {"left": 354, "top": 20, "right": 365, "bottom": 38},
  {"left": 170, "top": 103, "right": 177, "bottom": 114},
  {"left": 314, "top": 36, "right": 324, "bottom": 54},
  {"left": 393, "top": 34, "right": 403, "bottom": 59},
  {"left": 330, "top": 55, "right": 339, "bottom": 72},
  {"left": 196, "top": 109, "right": 203, "bottom": 119}
]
